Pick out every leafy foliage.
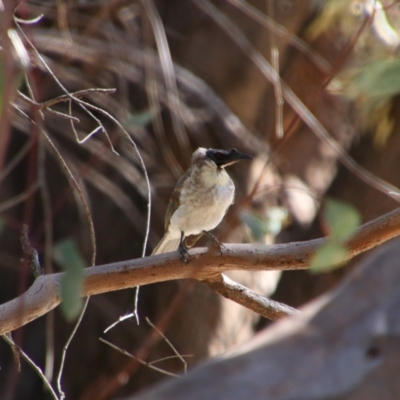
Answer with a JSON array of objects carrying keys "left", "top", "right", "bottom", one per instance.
[
  {"left": 341, "top": 58, "right": 400, "bottom": 146},
  {"left": 309, "top": 0, "right": 400, "bottom": 146},
  {"left": 347, "top": 58, "right": 400, "bottom": 99}
]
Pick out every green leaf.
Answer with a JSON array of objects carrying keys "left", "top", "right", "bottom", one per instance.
[
  {"left": 324, "top": 198, "right": 361, "bottom": 242},
  {"left": 240, "top": 211, "right": 265, "bottom": 242},
  {"left": 124, "top": 109, "right": 155, "bottom": 128},
  {"left": 240, "top": 207, "right": 288, "bottom": 243},
  {"left": 348, "top": 58, "right": 400, "bottom": 100},
  {"left": 265, "top": 207, "right": 289, "bottom": 237},
  {"left": 53, "top": 239, "right": 85, "bottom": 321},
  {"left": 308, "top": 199, "right": 360, "bottom": 274},
  {"left": 309, "top": 242, "right": 348, "bottom": 273}
]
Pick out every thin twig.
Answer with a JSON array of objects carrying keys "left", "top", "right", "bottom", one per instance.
[
  {"left": 227, "top": 0, "right": 332, "bottom": 74},
  {"left": 40, "top": 130, "right": 96, "bottom": 264},
  {"left": 146, "top": 317, "right": 188, "bottom": 374},
  {"left": 17, "top": 85, "right": 116, "bottom": 112},
  {"left": 2, "top": 334, "right": 60, "bottom": 400},
  {"left": 14, "top": 14, "right": 44, "bottom": 25},
  {"left": 17, "top": 26, "right": 150, "bottom": 267},
  {"left": 148, "top": 354, "right": 194, "bottom": 365},
  {"left": 17, "top": 12, "right": 151, "bottom": 359},
  {"left": 0, "top": 0, "right": 17, "bottom": 178},
  {"left": 16, "top": 22, "right": 118, "bottom": 153},
  {"left": 57, "top": 299, "right": 90, "bottom": 400},
  {"left": 99, "top": 338, "right": 180, "bottom": 378},
  {"left": 0, "top": 138, "right": 32, "bottom": 183},
  {"left": 141, "top": 0, "right": 191, "bottom": 158},
  {"left": 40, "top": 130, "right": 96, "bottom": 399},
  {"left": 45, "top": 107, "right": 80, "bottom": 122},
  {"left": 271, "top": 47, "right": 283, "bottom": 138},
  {"left": 143, "top": 13, "right": 183, "bottom": 178},
  {"left": 267, "top": 0, "right": 284, "bottom": 139},
  {"left": 75, "top": 95, "right": 152, "bottom": 324},
  {"left": 37, "top": 121, "right": 55, "bottom": 381},
  {"left": 244, "top": 2, "right": 376, "bottom": 211},
  {"left": 88, "top": 282, "right": 195, "bottom": 399},
  {"left": 40, "top": 88, "right": 116, "bottom": 109},
  {"left": 0, "top": 183, "right": 39, "bottom": 213},
  {"left": 11, "top": 102, "right": 37, "bottom": 125},
  {"left": 103, "top": 313, "right": 134, "bottom": 334}
]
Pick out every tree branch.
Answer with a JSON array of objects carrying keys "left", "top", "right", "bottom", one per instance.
[
  {"left": 1, "top": 207, "right": 400, "bottom": 335},
  {"left": 202, "top": 273, "right": 299, "bottom": 320}
]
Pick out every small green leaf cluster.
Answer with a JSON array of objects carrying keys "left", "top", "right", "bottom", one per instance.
[
  {"left": 53, "top": 239, "right": 86, "bottom": 321},
  {"left": 240, "top": 207, "right": 289, "bottom": 243},
  {"left": 310, "top": 199, "right": 361, "bottom": 273}
]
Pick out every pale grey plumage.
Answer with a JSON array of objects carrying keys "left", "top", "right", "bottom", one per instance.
[{"left": 152, "top": 147, "right": 252, "bottom": 255}]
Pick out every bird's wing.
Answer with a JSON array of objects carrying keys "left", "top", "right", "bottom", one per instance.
[
  {"left": 152, "top": 168, "right": 192, "bottom": 255},
  {"left": 151, "top": 234, "right": 180, "bottom": 255},
  {"left": 164, "top": 168, "right": 191, "bottom": 232}
]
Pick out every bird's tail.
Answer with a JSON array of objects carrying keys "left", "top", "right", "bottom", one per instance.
[{"left": 152, "top": 234, "right": 180, "bottom": 255}]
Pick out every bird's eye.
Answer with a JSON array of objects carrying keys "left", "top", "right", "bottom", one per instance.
[{"left": 214, "top": 152, "right": 224, "bottom": 159}]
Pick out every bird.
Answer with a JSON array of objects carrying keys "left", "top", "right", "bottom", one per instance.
[{"left": 152, "top": 147, "right": 253, "bottom": 260}]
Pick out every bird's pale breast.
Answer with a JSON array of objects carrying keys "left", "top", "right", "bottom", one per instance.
[{"left": 168, "top": 163, "right": 235, "bottom": 237}]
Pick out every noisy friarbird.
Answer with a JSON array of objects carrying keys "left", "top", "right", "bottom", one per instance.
[{"left": 152, "top": 147, "right": 253, "bottom": 259}]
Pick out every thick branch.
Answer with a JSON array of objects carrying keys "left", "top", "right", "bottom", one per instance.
[{"left": 1, "top": 207, "right": 400, "bottom": 335}]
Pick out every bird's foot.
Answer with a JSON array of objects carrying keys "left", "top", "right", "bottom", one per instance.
[
  {"left": 203, "top": 231, "right": 225, "bottom": 255},
  {"left": 178, "top": 242, "right": 191, "bottom": 263}
]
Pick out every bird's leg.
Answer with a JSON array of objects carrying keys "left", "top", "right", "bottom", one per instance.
[
  {"left": 178, "top": 231, "right": 191, "bottom": 263},
  {"left": 203, "top": 231, "right": 225, "bottom": 255}
]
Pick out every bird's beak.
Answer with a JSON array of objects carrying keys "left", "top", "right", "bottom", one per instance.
[{"left": 221, "top": 150, "right": 253, "bottom": 168}]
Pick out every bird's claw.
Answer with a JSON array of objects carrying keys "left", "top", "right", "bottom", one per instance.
[
  {"left": 179, "top": 244, "right": 191, "bottom": 263},
  {"left": 203, "top": 231, "right": 225, "bottom": 256},
  {"left": 212, "top": 240, "right": 225, "bottom": 256}
]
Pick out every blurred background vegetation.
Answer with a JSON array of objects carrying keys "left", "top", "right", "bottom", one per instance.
[{"left": 1, "top": 0, "right": 400, "bottom": 398}]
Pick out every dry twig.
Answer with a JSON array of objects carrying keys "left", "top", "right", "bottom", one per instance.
[
  {"left": 146, "top": 317, "right": 188, "bottom": 375},
  {"left": 99, "top": 338, "right": 180, "bottom": 378},
  {"left": 2, "top": 334, "right": 59, "bottom": 400}
]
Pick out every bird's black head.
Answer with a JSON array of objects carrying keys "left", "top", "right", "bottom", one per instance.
[{"left": 206, "top": 148, "right": 253, "bottom": 168}]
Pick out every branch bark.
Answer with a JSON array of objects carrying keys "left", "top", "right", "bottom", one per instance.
[
  {"left": 1, "top": 207, "right": 400, "bottom": 335},
  {"left": 202, "top": 273, "right": 299, "bottom": 320}
]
